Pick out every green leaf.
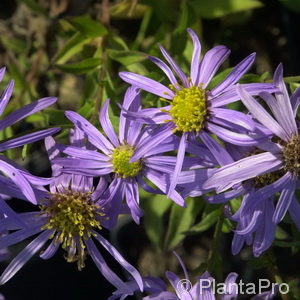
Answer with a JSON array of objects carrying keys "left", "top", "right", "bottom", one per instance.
[
  {"left": 26, "top": 113, "right": 45, "bottom": 123},
  {"left": 21, "top": 144, "right": 29, "bottom": 160},
  {"left": 164, "top": 198, "right": 203, "bottom": 250},
  {"left": 78, "top": 102, "right": 94, "bottom": 119},
  {"left": 249, "top": 254, "right": 270, "bottom": 269},
  {"left": 69, "top": 15, "right": 108, "bottom": 38},
  {"left": 18, "top": 0, "right": 47, "bottom": 15},
  {"left": 54, "top": 33, "right": 92, "bottom": 64},
  {"left": 191, "top": 0, "right": 263, "bottom": 19},
  {"left": 275, "top": 226, "right": 289, "bottom": 240},
  {"left": 141, "top": 192, "right": 172, "bottom": 250},
  {"left": 185, "top": 205, "right": 221, "bottom": 235},
  {"left": 207, "top": 68, "right": 232, "bottom": 90},
  {"left": 56, "top": 58, "right": 102, "bottom": 74},
  {"left": 107, "top": 49, "right": 147, "bottom": 66},
  {"left": 279, "top": 0, "right": 300, "bottom": 12},
  {"left": 222, "top": 218, "right": 233, "bottom": 233},
  {"left": 44, "top": 109, "right": 68, "bottom": 125}
]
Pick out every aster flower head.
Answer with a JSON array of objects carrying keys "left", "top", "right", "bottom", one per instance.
[
  {"left": 0, "top": 129, "right": 143, "bottom": 293},
  {"left": 54, "top": 87, "right": 207, "bottom": 223},
  {"left": 119, "top": 29, "right": 277, "bottom": 195},
  {"left": 204, "top": 64, "right": 300, "bottom": 233},
  {"left": 0, "top": 67, "right": 60, "bottom": 204},
  {"left": 110, "top": 252, "right": 277, "bottom": 300}
]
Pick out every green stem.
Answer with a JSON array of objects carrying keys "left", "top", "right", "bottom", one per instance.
[
  {"left": 266, "top": 249, "right": 289, "bottom": 300},
  {"left": 207, "top": 212, "right": 224, "bottom": 279}
]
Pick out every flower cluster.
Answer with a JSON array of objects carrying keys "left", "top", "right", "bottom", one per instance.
[{"left": 0, "top": 28, "right": 298, "bottom": 299}]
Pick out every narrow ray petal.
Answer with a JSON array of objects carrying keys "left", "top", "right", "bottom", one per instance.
[{"left": 119, "top": 72, "right": 174, "bottom": 99}]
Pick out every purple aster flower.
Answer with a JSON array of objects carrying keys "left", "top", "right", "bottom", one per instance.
[
  {"left": 109, "top": 252, "right": 277, "bottom": 299},
  {"left": 119, "top": 28, "right": 276, "bottom": 196},
  {"left": 0, "top": 129, "right": 143, "bottom": 293},
  {"left": 204, "top": 64, "right": 300, "bottom": 231},
  {"left": 0, "top": 67, "right": 60, "bottom": 203},
  {"left": 54, "top": 87, "right": 210, "bottom": 223}
]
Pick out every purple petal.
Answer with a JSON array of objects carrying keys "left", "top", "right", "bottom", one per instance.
[
  {"left": 0, "top": 176, "right": 28, "bottom": 200},
  {"left": 0, "top": 80, "right": 14, "bottom": 116},
  {"left": 0, "top": 224, "right": 44, "bottom": 249},
  {"left": 145, "top": 135, "right": 180, "bottom": 157},
  {"left": 122, "top": 106, "right": 171, "bottom": 125},
  {"left": 131, "top": 123, "right": 175, "bottom": 162},
  {"left": 119, "top": 87, "right": 141, "bottom": 144},
  {"left": 235, "top": 210, "right": 261, "bottom": 235},
  {"left": 187, "top": 28, "right": 201, "bottom": 85},
  {"left": 259, "top": 91, "right": 291, "bottom": 136},
  {"left": 210, "top": 107, "right": 256, "bottom": 131},
  {"left": 40, "top": 237, "right": 60, "bottom": 260},
  {"left": 93, "top": 231, "right": 144, "bottom": 292},
  {"left": 159, "top": 45, "right": 189, "bottom": 87},
  {"left": 165, "top": 271, "right": 182, "bottom": 298},
  {"left": 253, "top": 199, "right": 275, "bottom": 257},
  {"left": 237, "top": 85, "right": 289, "bottom": 141},
  {"left": 197, "top": 45, "right": 230, "bottom": 88},
  {"left": 44, "top": 136, "right": 60, "bottom": 161},
  {"left": 0, "top": 128, "right": 60, "bottom": 152},
  {"left": 65, "top": 111, "right": 114, "bottom": 155},
  {"left": 85, "top": 238, "right": 131, "bottom": 293},
  {"left": 207, "top": 122, "right": 267, "bottom": 146},
  {"left": 290, "top": 86, "right": 300, "bottom": 117},
  {"left": 273, "top": 63, "right": 298, "bottom": 136},
  {"left": 137, "top": 175, "right": 164, "bottom": 195},
  {"left": 149, "top": 56, "right": 178, "bottom": 87},
  {"left": 0, "top": 197, "right": 27, "bottom": 228},
  {"left": 124, "top": 181, "right": 143, "bottom": 224},
  {"left": 99, "top": 99, "right": 120, "bottom": 147},
  {"left": 203, "top": 152, "right": 283, "bottom": 192},
  {"left": 167, "top": 133, "right": 187, "bottom": 197},
  {"left": 119, "top": 72, "right": 174, "bottom": 99},
  {"left": 143, "top": 168, "right": 185, "bottom": 207},
  {"left": 199, "top": 131, "right": 234, "bottom": 166},
  {"left": 0, "top": 230, "right": 52, "bottom": 285},
  {"left": 58, "top": 144, "right": 110, "bottom": 161},
  {"left": 0, "top": 67, "right": 6, "bottom": 83},
  {"left": 211, "top": 53, "right": 255, "bottom": 96},
  {"left": 273, "top": 176, "right": 296, "bottom": 223},
  {"left": 204, "top": 186, "right": 244, "bottom": 203},
  {"left": 0, "top": 158, "right": 37, "bottom": 204},
  {"left": 0, "top": 97, "right": 57, "bottom": 131},
  {"left": 211, "top": 83, "right": 277, "bottom": 107},
  {"left": 54, "top": 157, "right": 112, "bottom": 169},
  {"left": 241, "top": 172, "right": 292, "bottom": 216}
]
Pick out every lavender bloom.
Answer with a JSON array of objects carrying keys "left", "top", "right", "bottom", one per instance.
[
  {"left": 119, "top": 28, "right": 276, "bottom": 195},
  {"left": 0, "top": 130, "right": 143, "bottom": 293},
  {"left": 54, "top": 87, "right": 210, "bottom": 223},
  {"left": 0, "top": 67, "right": 60, "bottom": 204},
  {"left": 110, "top": 253, "right": 277, "bottom": 299},
  {"left": 204, "top": 64, "right": 300, "bottom": 230}
]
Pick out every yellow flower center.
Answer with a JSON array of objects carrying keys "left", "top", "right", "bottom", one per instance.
[
  {"left": 111, "top": 145, "right": 142, "bottom": 178},
  {"left": 41, "top": 190, "right": 103, "bottom": 270},
  {"left": 249, "top": 149, "right": 284, "bottom": 188},
  {"left": 254, "top": 171, "right": 284, "bottom": 188},
  {"left": 169, "top": 86, "right": 207, "bottom": 132},
  {"left": 282, "top": 134, "right": 300, "bottom": 176}
]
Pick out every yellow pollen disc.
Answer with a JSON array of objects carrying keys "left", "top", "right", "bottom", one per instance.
[
  {"left": 41, "top": 190, "right": 104, "bottom": 270},
  {"left": 111, "top": 144, "right": 142, "bottom": 178},
  {"left": 169, "top": 86, "right": 207, "bottom": 132},
  {"left": 282, "top": 134, "right": 300, "bottom": 176},
  {"left": 248, "top": 149, "right": 284, "bottom": 188},
  {"left": 254, "top": 171, "right": 283, "bottom": 188}
]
